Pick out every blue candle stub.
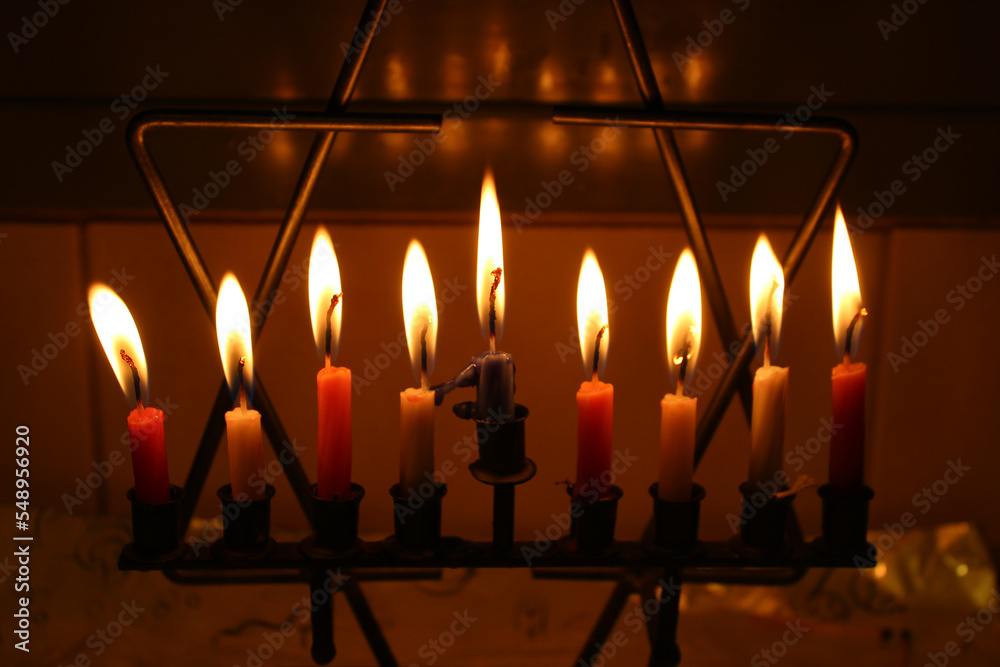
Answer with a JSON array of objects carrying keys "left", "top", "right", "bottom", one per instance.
[{"left": 431, "top": 350, "right": 515, "bottom": 422}]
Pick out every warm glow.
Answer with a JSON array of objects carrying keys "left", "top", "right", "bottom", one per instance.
[
  {"left": 576, "top": 249, "right": 610, "bottom": 379},
  {"left": 666, "top": 249, "right": 702, "bottom": 383},
  {"left": 832, "top": 205, "right": 864, "bottom": 359},
  {"left": 402, "top": 239, "right": 438, "bottom": 386},
  {"left": 216, "top": 273, "right": 254, "bottom": 402},
  {"left": 749, "top": 234, "right": 785, "bottom": 359},
  {"left": 89, "top": 284, "right": 148, "bottom": 409},
  {"left": 476, "top": 167, "right": 505, "bottom": 345},
  {"left": 308, "top": 227, "right": 343, "bottom": 361}
]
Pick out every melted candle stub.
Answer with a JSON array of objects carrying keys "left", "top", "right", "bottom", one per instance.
[{"left": 431, "top": 351, "right": 516, "bottom": 422}]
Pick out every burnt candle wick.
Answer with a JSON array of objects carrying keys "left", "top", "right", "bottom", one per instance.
[{"left": 120, "top": 349, "right": 144, "bottom": 412}]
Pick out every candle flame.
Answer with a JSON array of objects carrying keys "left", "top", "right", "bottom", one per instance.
[
  {"left": 749, "top": 234, "right": 785, "bottom": 361},
  {"left": 666, "top": 249, "right": 702, "bottom": 386},
  {"left": 402, "top": 239, "right": 438, "bottom": 387},
  {"left": 476, "top": 167, "right": 505, "bottom": 346},
  {"left": 216, "top": 273, "right": 254, "bottom": 403},
  {"left": 308, "top": 227, "right": 343, "bottom": 362},
  {"left": 832, "top": 205, "right": 864, "bottom": 359},
  {"left": 88, "top": 284, "right": 148, "bottom": 409},
  {"left": 576, "top": 249, "right": 609, "bottom": 379}
]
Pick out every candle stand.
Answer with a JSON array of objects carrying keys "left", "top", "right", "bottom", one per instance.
[
  {"left": 817, "top": 484, "right": 877, "bottom": 555},
  {"left": 389, "top": 482, "right": 447, "bottom": 553},
  {"left": 301, "top": 483, "right": 365, "bottom": 558},
  {"left": 212, "top": 483, "right": 277, "bottom": 560},
  {"left": 124, "top": 485, "right": 185, "bottom": 562},
  {"left": 118, "top": 0, "right": 870, "bottom": 664},
  {"left": 569, "top": 485, "right": 624, "bottom": 555},
  {"left": 648, "top": 483, "right": 706, "bottom": 554},
  {"left": 457, "top": 402, "right": 536, "bottom": 551},
  {"left": 732, "top": 482, "right": 798, "bottom": 558}
]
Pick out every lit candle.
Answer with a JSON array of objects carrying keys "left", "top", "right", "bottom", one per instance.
[
  {"left": 216, "top": 274, "right": 265, "bottom": 501},
  {"left": 748, "top": 235, "right": 789, "bottom": 489},
  {"left": 472, "top": 169, "right": 514, "bottom": 422},
  {"left": 430, "top": 168, "right": 515, "bottom": 422},
  {"left": 89, "top": 285, "right": 169, "bottom": 504},
  {"left": 660, "top": 249, "right": 702, "bottom": 501},
  {"left": 399, "top": 240, "right": 439, "bottom": 493},
  {"left": 830, "top": 206, "right": 867, "bottom": 492},
  {"left": 575, "top": 250, "right": 613, "bottom": 499},
  {"left": 309, "top": 228, "right": 352, "bottom": 501}
]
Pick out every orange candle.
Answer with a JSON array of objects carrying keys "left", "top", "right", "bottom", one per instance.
[
  {"left": 575, "top": 250, "right": 613, "bottom": 499},
  {"left": 317, "top": 366, "right": 352, "bottom": 500},
  {"left": 309, "top": 228, "right": 352, "bottom": 501},
  {"left": 89, "top": 285, "right": 170, "bottom": 504},
  {"left": 659, "top": 249, "right": 702, "bottom": 502}
]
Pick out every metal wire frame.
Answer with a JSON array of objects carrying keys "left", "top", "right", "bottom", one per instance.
[{"left": 121, "top": 0, "right": 859, "bottom": 665}]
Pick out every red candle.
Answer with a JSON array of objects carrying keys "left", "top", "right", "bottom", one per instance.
[
  {"left": 576, "top": 379, "right": 613, "bottom": 498},
  {"left": 575, "top": 250, "right": 614, "bottom": 499},
  {"left": 830, "top": 206, "right": 867, "bottom": 491},
  {"left": 89, "top": 284, "right": 170, "bottom": 504},
  {"left": 126, "top": 401, "right": 169, "bottom": 504},
  {"left": 310, "top": 228, "right": 352, "bottom": 500},
  {"left": 831, "top": 361, "right": 865, "bottom": 489}
]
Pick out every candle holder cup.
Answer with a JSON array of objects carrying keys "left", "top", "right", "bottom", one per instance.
[
  {"left": 732, "top": 482, "right": 796, "bottom": 557},
  {"left": 816, "top": 484, "right": 874, "bottom": 556},
  {"left": 457, "top": 402, "right": 537, "bottom": 551},
  {"left": 213, "top": 484, "right": 277, "bottom": 560},
  {"left": 647, "top": 483, "right": 706, "bottom": 555},
  {"left": 453, "top": 402, "right": 531, "bottom": 476},
  {"left": 124, "top": 485, "right": 186, "bottom": 561},
  {"left": 390, "top": 482, "right": 446, "bottom": 554},
  {"left": 568, "top": 485, "right": 623, "bottom": 555},
  {"left": 301, "top": 483, "right": 366, "bottom": 559}
]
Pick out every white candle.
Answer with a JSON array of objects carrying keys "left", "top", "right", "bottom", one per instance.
[
  {"left": 216, "top": 274, "right": 265, "bottom": 501},
  {"left": 659, "top": 250, "right": 702, "bottom": 501},
  {"left": 400, "top": 389, "right": 435, "bottom": 492},
  {"left": 399, "top": 240, "right": 438, "bottom": 493},
  {"left": 748, "top": 235, "right": 788, "bottom": 489},
  {"left": 749, "top": 365, "right": 789, "bottom": 487}
]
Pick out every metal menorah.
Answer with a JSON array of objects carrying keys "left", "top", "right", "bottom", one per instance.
[{"left": 116, "top": 1, "right": 869, "bottom": 665}]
